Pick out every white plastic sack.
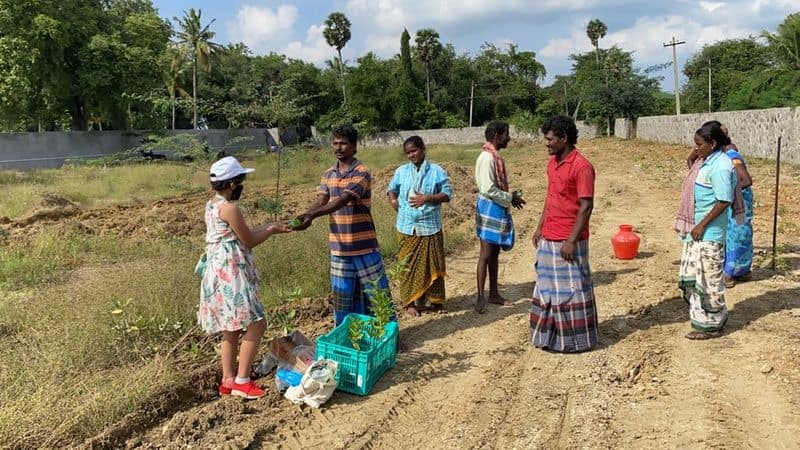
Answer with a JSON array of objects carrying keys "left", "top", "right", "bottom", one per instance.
[{"left": 284, "top": 359, "right": 338, "bottom": 408}]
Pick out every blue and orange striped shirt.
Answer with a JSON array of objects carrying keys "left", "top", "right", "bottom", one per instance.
[{"left": 318, "top": 159, "right": 379, "bottom": 256}]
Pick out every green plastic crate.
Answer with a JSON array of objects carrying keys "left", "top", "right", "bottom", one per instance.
[{"left": 315, "top": 313, "right": 398, "bottom": 396}]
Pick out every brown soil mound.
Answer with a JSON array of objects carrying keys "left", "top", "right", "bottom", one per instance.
[{"left": 14, "top": 193, "right": 80, "bottom": 227}]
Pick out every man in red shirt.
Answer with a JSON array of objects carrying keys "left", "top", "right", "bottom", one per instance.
[{"left": 530, "top": 115, "right": 598, "bottom": 352}]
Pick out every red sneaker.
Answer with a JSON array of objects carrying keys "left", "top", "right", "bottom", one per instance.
[
  {"left": 219, "top": 382, "right": 233, "bottom": 396},
  {"left": 231, "top": 380, "right": 265, "bottom": 400}
]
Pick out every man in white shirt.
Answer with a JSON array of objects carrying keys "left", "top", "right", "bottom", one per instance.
[{"left": 474, "top": 121, "right": 525, "bottom": 313}]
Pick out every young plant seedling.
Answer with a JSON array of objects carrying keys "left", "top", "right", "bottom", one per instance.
[
  {"left": 365, "top": 278, "right": 395, "bottom": 340},
  {"left": 288, "top": 217, "right": 303, "bottom": 230},
  {"left": 348, "top": 316, "right": 365, "bottom": 350}
]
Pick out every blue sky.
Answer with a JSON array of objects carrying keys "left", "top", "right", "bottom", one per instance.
[{"left": 152, "top": 0, "right": 799, "bottom": 91}]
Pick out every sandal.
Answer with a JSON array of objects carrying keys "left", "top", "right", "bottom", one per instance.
[
  {"left": 734, "top": 272, "right": 752, "bottom": 282},
  {"left": 723, "top": 276, "right": 735, "bottom": 289},
  {"left": 685, "top": 330, "right": 722, "bottom": 340}
]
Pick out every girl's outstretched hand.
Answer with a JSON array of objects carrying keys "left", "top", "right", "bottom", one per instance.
[{"left": 269, "top": 222, "right": 293, "bottom": 234}]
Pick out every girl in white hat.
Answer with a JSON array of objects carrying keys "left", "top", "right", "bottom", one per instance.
[{"left": 197, "top": 156, "right": 291, "bottom": 399}]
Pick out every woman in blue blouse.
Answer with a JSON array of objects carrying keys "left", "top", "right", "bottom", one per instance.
[{"left": 387, "top": 136, "right": 453, "bottom": 316}]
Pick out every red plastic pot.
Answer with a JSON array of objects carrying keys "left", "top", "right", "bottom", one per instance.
[{"left": 611, "top": 224, "right": 640, "bottom": 260}]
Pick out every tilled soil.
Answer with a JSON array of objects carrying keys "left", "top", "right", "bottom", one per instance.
[{"left": 45, "top": 139, "right": 800, "bottom": 448}]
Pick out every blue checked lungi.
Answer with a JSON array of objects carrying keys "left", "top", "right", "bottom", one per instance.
[
  {"left": 330, "top": 249, "right": 394, "bottom": 325},
  {"left": 530, "top": 239, "right": 598, "bottom": 352},
  {"left": 475, "top": 194, "right": 515, "bottom": 250}
]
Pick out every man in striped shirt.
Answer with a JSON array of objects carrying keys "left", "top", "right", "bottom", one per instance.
[{"left": 296, "top": 124, "right": 392, "bottom": 325}]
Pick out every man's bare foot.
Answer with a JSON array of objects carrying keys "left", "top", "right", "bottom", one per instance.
[
  {"left": 474, "top": 296, "right": 486, "bottom": 314},
  {"left": 488, "top": 294, "right": 513, "bottom": 307},
  {"left": 430, "top": 303, "right": 446, "bottom": 315},
  {"left": 405, "top": 305, "right": 421, "bottom": 317}
]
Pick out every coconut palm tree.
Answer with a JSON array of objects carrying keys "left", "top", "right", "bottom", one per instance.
[
  {"left": 415, "top": 28, "right": 441, "bottom": 103},
  {"left": 164, "top": 44, "right": 190, "bottom": 130},
  {"left": 586, "top": 19, "right": 607, "bottom": 63},
  {"left": 323, "top": 12, "right": 352, "bottom": 104},
  {"left": 748, "top": 13, "right": 800, "bottom": 103},
  {"left": 762, "top": 13, "right": 800, "bottom": 71},
  {"left": 174, "top": 8, "right": 219, "bottom": 129}
]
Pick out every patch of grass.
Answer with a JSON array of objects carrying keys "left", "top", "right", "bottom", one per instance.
[
  {"left": 0, "top": 163, "right": 207, "bottom": 218},
  {"left": 0, "top": 231, "right": 165, "bottom": 289},
  {"left": 0, "top": 240, "right": 197, "bottom": 448}
]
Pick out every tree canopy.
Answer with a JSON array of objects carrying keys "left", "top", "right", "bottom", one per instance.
[{"left": 0, "top": 4, "right": 796, "bottom": 134}]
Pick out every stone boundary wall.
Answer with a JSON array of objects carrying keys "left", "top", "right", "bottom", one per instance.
[
  {"left": 615, "top": 107, "right": 798, "bottom": 164},
  {"left": 0, "top": 128, "right": 279, "bottom": 170},
  {"left": 314, "top": 122, "right": 598, "bottom": 148},
  {"left": 1, "top": 121, "right": 599, "bottom": 171}
]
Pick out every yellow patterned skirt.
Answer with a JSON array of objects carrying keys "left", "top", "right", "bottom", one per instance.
[{"left": 396, "top": 231, "right": 447, "bottom": 307}]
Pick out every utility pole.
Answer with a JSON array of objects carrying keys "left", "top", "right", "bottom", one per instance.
[
  {"left": 469, "top": 81, "right": 475, "bottom": 127},
  {"left": 663, "top": 36, "right": 686, "bottom": 115},
  {"left": 564, "top": 82, "right": 568, "bottom": 115},
  {"left": 708, "top": 59, "right": 712, "bottom": 113}
]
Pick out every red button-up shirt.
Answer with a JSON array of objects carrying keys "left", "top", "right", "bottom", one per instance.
[{"left": 541, "top": 148, "right": 595, "bottom": 241}]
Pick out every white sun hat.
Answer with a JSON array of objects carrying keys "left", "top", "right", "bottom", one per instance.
[{"left": 209, "top": 156, "right": 255, "bottom": 182}]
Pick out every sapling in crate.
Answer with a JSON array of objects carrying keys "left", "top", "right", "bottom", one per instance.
[
  {"left": 365, "top": 278, "right": 395, "bottom": 340},
  {"left": 348, "top": 316, "right": 365, "bottom": 350}
]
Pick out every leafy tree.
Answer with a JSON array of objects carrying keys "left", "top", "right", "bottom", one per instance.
[
  {"left": 474, "top": 43, "right": 546, "bottom": 121},
  {"left": 323, "top": 12, "right": 351, "bottom": 105},
  {"left": 569, "top": 46, "right": 661, "bottom": 133},
  {"left": 682, "top": 38, "right": 770, "bottom": 113},
  {"left": 0, "top": 0, "right": 170, "bottom": 131},
  {"left": 342, "top": 53, "right": 395, "bottom": 131},
  {"left": 174, "top": 8, "right": 219, "bottom": 129},
  {"left": 415, "top": 28, "right": 441, "bottom": 103}
]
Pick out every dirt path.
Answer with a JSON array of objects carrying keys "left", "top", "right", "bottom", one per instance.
[{"left": 116, "top": 140, "right": 800, "bottom": 449}]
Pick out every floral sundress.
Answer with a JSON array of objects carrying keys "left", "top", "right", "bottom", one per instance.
[{"left": 196, "top": 195, "right": 264, "bottom": 333}]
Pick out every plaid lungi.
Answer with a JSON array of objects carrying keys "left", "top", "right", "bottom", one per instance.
[
  {"left": 679, "top": 240, "right": 728, "bottom": 332},
  {"left": 530, "top": 239, "right": 598, "bottom": 352},
  {"left": 330, "top": 250, "right": 393, "bottom": 325},
  {"left": 475, "top": 194, "right": 515, "bottom": 250}
]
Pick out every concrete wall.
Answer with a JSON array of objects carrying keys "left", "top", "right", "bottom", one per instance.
[
  {"left": 1, "top": 122, "right": 599, "bottom": 170},
  {"left": 315, "top": 122, "right": 598, "bottom": 148},
  {"left": 0, "top": 128, "right": 274, "bottom": 170},
  {"left": 615, "top": 107, "right": 798, "bottom": 163}
]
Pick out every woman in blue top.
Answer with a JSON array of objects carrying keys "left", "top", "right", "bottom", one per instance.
[
  {"left": 387, "top": 136, "right": 453, "bottom": 316},
  {"left": 720, "top": 125, "right": 754, "bottom": 288},
  {"left": 675, "top": 122, "right": 736, "bottom": 340}
]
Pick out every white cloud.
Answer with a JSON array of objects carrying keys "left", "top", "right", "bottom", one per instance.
[
  {"left": 363, "top": 33, "right": 400, "bottom": 55},
  {"left": 282, "top": 24, "right": 333, "bottom": 64},
  {"left": 346, "top": 0, "right": 600, "bottom": 28},
  {"left": 538, "top": 14, "right": 757, "bottom": 71},
  {"left": 699, "top": 1, "right": 725, "bottom": 12},
  {"left": 342, "top": 0, "right": 603, "bottom": 59},
  {"left": 227, "top": 4, "right": 299, "bottom": 52}
]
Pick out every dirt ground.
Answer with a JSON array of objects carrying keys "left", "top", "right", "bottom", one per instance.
[{"left": 12, "top": 139, "right": 800, "bottom": 449}]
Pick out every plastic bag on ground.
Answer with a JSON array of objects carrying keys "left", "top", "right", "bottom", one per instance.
[
  {"left": 274, "top": 364, "right": 303, "bottom": 393},
  {"left": 255, "top": 353, "right": 279, "bottom": 376},
  {"left": 268, "top": 331, "right": 315, "bottom": 373},
  {"left": 284, "top": 359, "right": 338, "bottom": 408}
]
